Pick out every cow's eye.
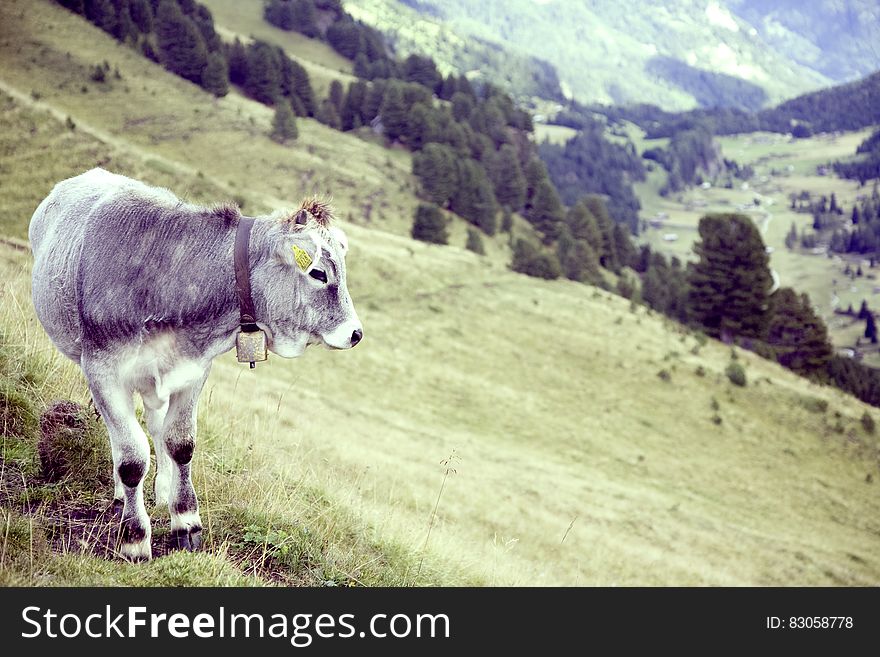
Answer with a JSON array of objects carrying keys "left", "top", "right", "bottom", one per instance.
[{"left": 309, "top": 268, "right": 328, "bottom": 283}]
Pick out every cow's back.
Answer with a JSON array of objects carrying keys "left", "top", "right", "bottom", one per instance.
[{"left": 29, "top": 168, "right": 152, "bottom": 361}]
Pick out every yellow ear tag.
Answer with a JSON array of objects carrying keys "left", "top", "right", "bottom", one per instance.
[{"left": 292, "top": 244, "right": 313, "bottom": 271}]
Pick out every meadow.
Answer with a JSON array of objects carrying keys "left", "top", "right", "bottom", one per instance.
[{"left": 1, "top": 0, "right": 879, "bottom": 587}]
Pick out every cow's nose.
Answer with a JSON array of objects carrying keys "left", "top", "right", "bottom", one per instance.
[{"left": 350, "top": 328, "right": 363, "bottom": 347}]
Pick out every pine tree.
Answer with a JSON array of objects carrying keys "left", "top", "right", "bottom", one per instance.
[
  {"left": 858, "top": 300, "right": 870, "bottom": 320},
  {"left": 488, "top": 144, "right": 526, "bottom": 212},
  {"left": 353, "top": 52, "right": 370, "bottom": 79},
  {"left": 155, "top": 0, "right": 208, "bottom": 85},
  {"left": 201, "top": 51, "right": 229, "bottom": 97},
  {"left": 525, "top": 179, "right": 563, "bottom": 243},
  {"left": 566, "top": 201, "right": 602, "bottom": 252},
  {"left": 411, "top": 204, "right": 448, "bottom": 245},
  {"left": 112, "top": 0, "right": 138, "bottom": 43},
  {"left": 289, "top": 59, "right": 314, "bottom": 116},
  {"left": 129, "top": 0, "right": 152, "bottom": 33},
  {"left": 451, "top": 160, "right": 498, "bottom": 235},
  {"left": 766, "top": 288, "right": 832, "bottom": 375},
  {"left": 413, "top": 143, "right": 458, "bottom": 206},
  {"left": 244, "top": 41, "right": 280, "bottom": 104},
  {"left": 316, "top": 98, "right": 342, "bottom": 129},
  {"left": 582, "top": 196, "right": 620, "bottom": 272},
  {"left": 270, "top": 101, "right": 298, "bottom": 143},
  {"left": 86, "top": 0, "right": 117, "bottom": 35},
  {"left": 328, "top": 80, "right": 344, "bottom": 113},
  {"left": 406, "top": 103, "right": 440, "bottom": 149},
  {"left": 292, "top": 0, "right": 319, "bottom": 38},
  {"left": 466, "top": 227, "right": 486, "bottom": 255},
  {"left": 227, "top": 38, "right": 249, "bottom": 86},
  {"left": 511, "top": 239, "right": 561, "bottom": 280},
  {"left": 688, "top": 213, "right": 773, "bottom": 341},
  {"left": 785, "top": 222, "right": 798, "bottom": 249},
  {"left": 379, "top": 82, "right": 408, "bottom": 142},
  {"left": 340, "top": 80, "right": 367, "bottom": 130},
  {"left": 866, "top": 312, "right": 878, "bottom": 344},
  {"left": 556, "top": 226, "right": 600, "bottom": 283}
]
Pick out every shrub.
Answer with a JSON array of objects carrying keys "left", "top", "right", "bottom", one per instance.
[
  {"left": 411, "top": 204, "right": 449, "bottom": 245},
  {"left": 725, "top": 361, "right": 747, "bottom": 387},
  {"left": 511, "top": 239, "right": 561, "bottom": 280},
  {"left": 657, "top": 369, "right": 671, "bottom": 382},
  {"left": 861, "top": 411, "right": 875, "bottom": 434},
  {"left": 465, "top": 227, "right": 485, "bottom": 255}
]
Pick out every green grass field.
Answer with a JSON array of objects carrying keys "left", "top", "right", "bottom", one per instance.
[{"left": 1, "top": 0, "right": 879, "bottom": 587}]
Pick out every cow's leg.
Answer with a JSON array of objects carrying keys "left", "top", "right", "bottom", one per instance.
[
  {"left": 82, "top": 357, "right": 152, "bottom": 561},
  {"left": 164, "top": 368, "right": 209, "bottom": 551},
  {"left": 143, "top": 398, "right": 171, "bottom": 507}
]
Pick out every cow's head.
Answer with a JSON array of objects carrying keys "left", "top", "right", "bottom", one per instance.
[{"left": 256, "top": 202, "right": 362, "bottom": 358}]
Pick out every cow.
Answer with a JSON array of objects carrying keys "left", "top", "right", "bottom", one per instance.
[{"left": 29, "top": 168, "right": 363, "bottom": 561}]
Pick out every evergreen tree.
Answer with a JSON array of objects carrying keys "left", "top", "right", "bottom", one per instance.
[
  {"left": 270, "top": 100, "right": 298, "bottom": 143},
  {"left": 766, "top": 288, "right": 832, "bottom": 375},
  {"left": 556, "top": 226, "right": 600, "bottom": 283},
  {"left": 155, "top": 0, "right": 208, "bottom": 85},
  {"left": 866, "top": 312, "right": 878, "bottom": 344},
  {"left": 288, "top": 59, "right": 314, "bottom": 115},
  {"left": 129, "top": 0, "right": 152, "bottom": 33},
  {"left": 858, "top": 300, "right": 870, "bottom": 320},
  {"left": 412, "top": 143, "right": 458, "bottom": 206},
  {"left": 451, "top": 160, "right": 498, "bottom": 235},
  {"left": 316, "top": 98, "right": 342, "bottom": 129},
  {"left": 402, "top": 54, "right": 441, "bottom": 91},
  {"left": 500, "top": 207, "right": 513, "bottom": 233},
  {"left": 525, "top": 179, "right": 564, "bottom": 243},
  {"left": 328, "top": 79, "right": 344, "bottom": 113},
  {"left": 379, "top": 82, "right": 408, "bottom": 142},
  {"left": 488, "top": 144, "right": 526, "bottom": 212},
  {"left": 341, "top": 80, "right": 367, "bottom": 130},
  {"left": 466, "top": 227, "right": 486, "bottom": 255},
  {"left": 227, "top": 38, "right": 249, "bottom": 86},
  {"left": 566, "top": 201, "right": 602, "bottom": 251},
  {"left": 451, "top": 91, "right": 475, "bottom": 123},
  {"left": 244, "top": 41, "right": 280, "bottom": 104},
  {"left": 201, "top": 51, "right": 229, "bottom": 97},
  {"left": 112, "top": 0, "right": 138, "bottom": 43},
  {"left": 688, "top": 213, "right": 773, "bottom": 341},
  {"left": 581, "top": 196, "right": 620, "bottom": 272},
  {"left": 404, "top": 103, "right": 437, "bottom": 149},
  {"left": 86, "top": 0, "right": 117, "bottom": 34},
  {"left": 785, "top": 222, "right": 798, "bottom": 249},
  {"left": 511, "top": 239, "right": 561, "bottom": 280},
  {"left": 411, "top": 204, "right": 448, "bottom": 245},
  {"left": 292, "top": 0, "right": 319, "bottom": 38},
  {"left": 353, "top": 52, "right": 370, "bottom": 79}
]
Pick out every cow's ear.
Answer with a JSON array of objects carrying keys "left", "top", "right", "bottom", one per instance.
[{"left": 330, "top": 226, "right": 349, "bottom": 255}]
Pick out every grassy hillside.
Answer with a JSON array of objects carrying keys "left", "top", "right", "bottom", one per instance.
[
  {"left": 345, "top": 0, "right": 832, "bottom": 110},
  {"left": 200, "top": 0, "right": 357, "bottom": 100},
  {"left": 1, "top": 0, "right": 879, "bottom": 586}
]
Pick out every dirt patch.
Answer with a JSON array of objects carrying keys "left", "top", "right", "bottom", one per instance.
[{"left": 37, "top": 400, "right": 112, "bottom": 484}]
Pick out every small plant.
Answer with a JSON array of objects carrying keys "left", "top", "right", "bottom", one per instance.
[
  {"left": 861, "top": 412, "right": 875, "bottom": 434},
  {"left": 710, "top": 397, "right": 720, "bottom": 411},
  {"left": 694, "top": 332, "right": 708, "bottom": 347},
  {"left": 711, "top": 415, "right": 723, "bottom": 425},
  {"left": 90, "top": 62, "right": 108, "bottom": 83},
  {"left": 417, "top": 450, "right": 459, "bottom": 576},
  {"left": 695, "top": 365, "right": 706, "bottom": 377},
  {"left": 801, "top": 396, "right": 829, "bottom": 414},
  {"left": 411, "top": 204, "right": 449, "bottom": 245},
  {"left": 657, "top": 369, "right": 671, "bottom": 382},
  {"left": 64, "top": 116, "right": 76, "bottom": 131},
  {"left": 725, "top": 361, "right": 747, "bottom": 387}
]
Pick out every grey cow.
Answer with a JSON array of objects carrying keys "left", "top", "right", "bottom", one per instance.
[{"left": 29, "top": 168, "right": 363, "bottom": 561}]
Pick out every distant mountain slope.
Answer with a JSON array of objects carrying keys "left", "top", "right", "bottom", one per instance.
[
  {"left": 345, "top": 0, "right": 838, "bottom": 110},
  {"left": 728, "top": 0, "right": 880, "bottom": 83},
  {"left": 346, "top": 0, "right": 880, "bottom": 111}
]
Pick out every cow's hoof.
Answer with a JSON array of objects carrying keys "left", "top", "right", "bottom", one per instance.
[
  {"left": 120, "top": 537, "right": 152, "bottom": 562},
  {"left": 170, "top": 527, "right": 202, "bottom": 552}
]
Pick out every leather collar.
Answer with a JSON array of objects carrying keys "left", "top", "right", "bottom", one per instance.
[{"left": 234, "top": 216, "right": 258, "bottom": 331}]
